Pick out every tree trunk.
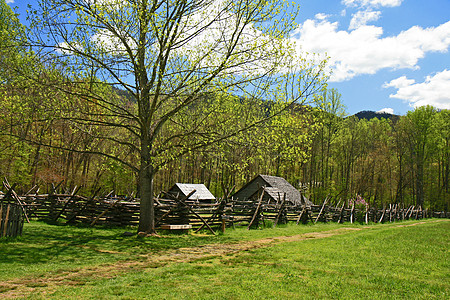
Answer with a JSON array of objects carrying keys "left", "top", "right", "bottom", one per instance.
[
  {"left": 138, "top": 137, "right": 156, "bottom": 234},
  {"left": 138, "top": 167, "right": 155, "bottom": 234},
  {"left": 396, "top": 155, "right": 404, "bottom": 204},
  {"left": 416, "top": 158, "right": 424, "bottom": 207}
]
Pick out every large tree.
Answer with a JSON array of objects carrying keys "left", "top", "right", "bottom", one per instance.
[
  {"left": 0, "top": 0, "right": 27, "bottom": 83},
  {"left": 24, "top": 0, "right": 327, "bottom": 234}
]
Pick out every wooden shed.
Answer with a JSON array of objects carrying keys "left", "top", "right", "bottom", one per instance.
[
  {"left": 166, "top": 183, "right": 216, "bottom": 203},
  {"left": 232, "top": 174, "right": 312, "bottom": 207}
]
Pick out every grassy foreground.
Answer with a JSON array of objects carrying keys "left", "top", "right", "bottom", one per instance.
[{"left": 1, "top": 219, "right": 449, "bottom": 299}]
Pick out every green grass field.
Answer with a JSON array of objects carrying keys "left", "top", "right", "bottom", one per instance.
[{"left": 1, "top": 219, "right": 449, "bottom": 299}]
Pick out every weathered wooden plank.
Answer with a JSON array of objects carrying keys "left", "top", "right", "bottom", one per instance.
[
  {"left": 2, "top": 204, "right": 10, "bottom": 237},
  {"left": 247, "top": 189, "right": 265, "bottom": 230},
  {"left": 314, "top": 197, "right": 328, "bottom": 224},
  {"left": 160, "top": 224, "right": 192, "bottom": 230}
]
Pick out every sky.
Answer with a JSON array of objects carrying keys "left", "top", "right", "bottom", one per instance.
[{"left": 7, "top": 0, "right": 450, "bottom": 115}]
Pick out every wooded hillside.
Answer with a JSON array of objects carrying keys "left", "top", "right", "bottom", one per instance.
[
  {"left": 1, "top": 82, "right": 448, "bottom": 210},
  {"left": 0, "top": 0, "right": 448, "bottom": 212}
]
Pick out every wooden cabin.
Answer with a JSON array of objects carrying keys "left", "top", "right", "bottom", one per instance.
[
  {"left": 233, "top": 174, "right": 312, "bottom": 207},
  {"left": 166, "top": 183, "right": 216, "bottom": 203}
]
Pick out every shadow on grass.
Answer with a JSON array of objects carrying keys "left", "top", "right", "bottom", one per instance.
[{"left": 0, "top": 221, "right": 220, "bottom": 270}]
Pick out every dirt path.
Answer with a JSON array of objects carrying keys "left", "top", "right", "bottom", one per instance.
[{"left": 1, "top": 219, "right": 447, "bottom": 298}]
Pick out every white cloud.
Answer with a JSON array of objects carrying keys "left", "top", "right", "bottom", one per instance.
[
  {"left": 91, "top": 29, "right": 136, "bottom": 55},
  {"left": 377, "top": 108, "right": 394, "bottom": 114},
  {"left": 291, "top": 20, "right": 450, "bottom": 82},
  {"left": 342, "top": 0, "right": 403, "bottom": 8},
  {"left": 349, "top": 10, "right": 381, "bottom": 30},
  {"left": 383, "top": 70, "right": 450, "bottom": 110},
  {"left": 382, "top": 76, "right": 415, "bottom": 89},
  {"left": 315, "top": 13, "right": 329, "bottom": 21},
  {"left": 86, "top": 0, "right": 120, "bottom": 4},
  {"left": 6, "top": 0, "right": 14, "bottom": 3},
  {"left": 55, "top": 41, "right": 84, "bottom": 55}
]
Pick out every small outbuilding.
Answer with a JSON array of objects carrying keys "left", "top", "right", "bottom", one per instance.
[
  {"left": 232, "top": 174, "right": 312, "bottom": 207},
  {"left": 166, "top": 183, "right": 216, "bottom": 203}
]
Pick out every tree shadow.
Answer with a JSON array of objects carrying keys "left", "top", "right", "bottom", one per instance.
[{"left": 0, "top": 221, "right": 220, "bottom": 269}]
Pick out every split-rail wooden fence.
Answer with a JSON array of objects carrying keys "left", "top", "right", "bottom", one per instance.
[
  {"left": 1, "top": 181, "right": 448, "bottom": 235},
  {"left": 0, "top": 203, "right": 24, "bottom": 237}
]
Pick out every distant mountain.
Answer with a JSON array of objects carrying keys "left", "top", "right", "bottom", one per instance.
[{"left": 354, "top": 110, "right": 400, "bottom": 122}]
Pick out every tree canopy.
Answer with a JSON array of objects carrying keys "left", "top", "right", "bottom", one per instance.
[
  {"left": 0, "top": 0, "right": 27, "bottom": 83},
  {"left": 21, "top": 0, "right": 328, "bottom": 233},
  {"left": 4, "top": 0, "right": 445, "bottom": 227}
]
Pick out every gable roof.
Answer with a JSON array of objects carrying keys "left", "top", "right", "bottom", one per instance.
[
  {"left": 233, "top": 174, "right": 312, "bottom": 206},
  {"left": 259, "top": 175, "right": 304, "bottom": 205},
  {"left": 169, "top": 183, "right": 215, "bottom": 201}
]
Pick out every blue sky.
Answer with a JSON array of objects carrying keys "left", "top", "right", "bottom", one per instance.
[
  {"left": 7, "top": 0, "right": 450, "bottom": 115},
  {"left": 291, "top": 0, "right": 450, "bottom": 115}
]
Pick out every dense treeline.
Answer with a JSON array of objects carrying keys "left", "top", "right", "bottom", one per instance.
[
  {"left": 2, "top": 80, "right": 448, "bottom": 210},
  {"left": 305, "top": 102, "right": 449, "bottom": 210},
  {"left": 0, "top": 0, "right": 448, "bottom": 211},
  {"left": 0, "top": 79, "right": 317, "bottom": 197}
]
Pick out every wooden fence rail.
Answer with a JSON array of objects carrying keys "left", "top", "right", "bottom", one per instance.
[
  {"left": 0, "top": 185, "right": 449, "bottom": 233},
  {"left": 0, "top": 203, "right": 24, "bottom": 237}
]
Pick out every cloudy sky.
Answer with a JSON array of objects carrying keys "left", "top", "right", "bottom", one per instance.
[
  {"left": 292, "top": 0, "right": 450, "bottom": 115},
  {"left": 8, "top": 0, "right": 450, "bottom": 115}
]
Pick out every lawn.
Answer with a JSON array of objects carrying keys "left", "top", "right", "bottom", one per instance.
[{"left": 1, "top": 219, "right": 448, "bottom": 299}]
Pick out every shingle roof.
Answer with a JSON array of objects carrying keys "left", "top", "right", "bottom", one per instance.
[
  {"left": 259, "top": 175, "right": 304, "bottom": 205},
  {"left": 172, "top": 183, "right": 215, "bottom": 201},
  {"left": 233, "top": 174, "right": 312, "bottom": 206}
]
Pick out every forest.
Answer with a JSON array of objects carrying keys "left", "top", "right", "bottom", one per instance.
[
  {"left": 1, "top": 83, "right": 448, "bottom": 211},
  {"left": 0, "top": 0, "right": 448, "bottom": 214}
]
